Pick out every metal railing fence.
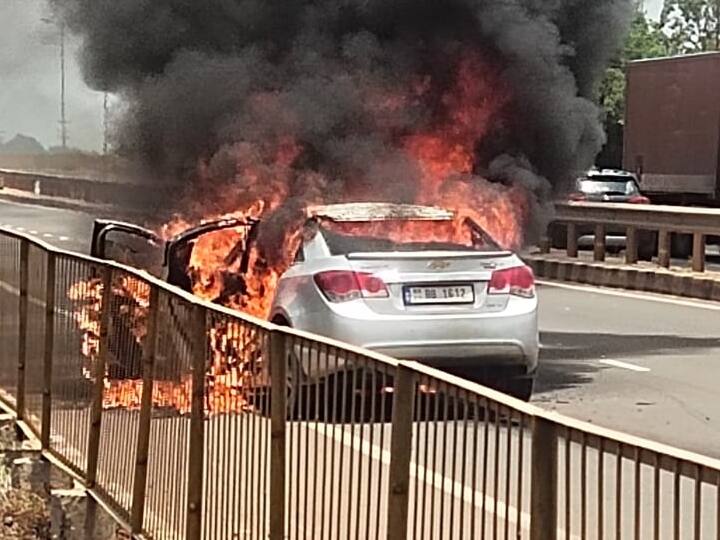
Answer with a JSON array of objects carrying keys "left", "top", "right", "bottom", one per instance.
[
  {"left": 546, "top": 201, "right": 720, "bottom": 272},
  {"left": 1, "top": 226, "right": 720, "bottom": 539}
]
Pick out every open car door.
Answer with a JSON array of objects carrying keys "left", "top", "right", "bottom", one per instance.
[
  {"left": 91, "top": 219, "right": 165, "bottom": 277},
  {"left": 164, "top": 217, "right": 260, "bottom": 293}
]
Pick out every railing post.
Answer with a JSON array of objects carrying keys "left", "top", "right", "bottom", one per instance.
[
  {"left": 530, "top": 416, "right": 558, "bottom": 540},
  {"left": 130, "top": 286, "right": 160, "bottom": 534},
  {"left": 625, "top": 226, "right": 638, "bottom": 264},
  {"left": 658, "top": 229, "right": 671, "bottom": 268},
  {"left": 386, "top": 363, "right": 416, "bottom": 540},
  {"left": 269, "top": 330, "right": 287, "bottom": 540},
  {"left": 185, "top": 305, "right": 207, "bottom": 540},
  {"left": 593, "top": 224, "right": 606, "bottom": 262},
  {"left": 692, "top": 232, "right": 705, "bottom": 273},
  {"left": 566, "top": 224, "right": 578, "bottom": 258},
  {"left": 16, "top": 239, "right": 29, "bottom": 422},
  {"left": 86, "top": 267, "right": 113, "bottom": 486},
  {"left": 40, "top": 253, "right": 56, "bottom": 449},
  {"left": 539, "top": 234, "right": 550, "bottom": 254}
]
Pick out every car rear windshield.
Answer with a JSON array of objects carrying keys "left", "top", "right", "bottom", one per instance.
[
  {"left": 578, "top": 177, "right": 640, "bottom": 195},
  {"left": 319, "top": 219, "right": 499, "bottom": 255}
]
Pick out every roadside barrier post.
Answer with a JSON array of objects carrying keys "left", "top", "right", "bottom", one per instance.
[
  {"left": 658, "top": 229, "right": 671, "bottom": 268},
  {"left": 386, "top": 364, "right": 416, "bottom": 540},
  {"left": 185, "top": 305, "right": 208, "bottom": 540},
  {"left": 593, "top": 224, "right": 606, "bottom": 262},
  {"left": 269, "top": 330, "right": 287, "bottom": 540},
  {"left": 625, "top": 226, "right": 638, "bottom": 264},
  {"left": 40, "top": 253, "right": 56, "bottom": 449},
  {"left": 130, "top": 286, "right": 160, "bottom": 534},
  {"left": 530, "top": 416, "right": 558, "bottom": 540},
  {"left": 539, "top": 234, "right": 550, "bottom": 254},
  {"left": 567, "top": 223, "right": 578, "bottom": 258},
  {"left": 16, "top": 239, "right": 29, "bottom": 423},
  {"left": 692, "top": 233, "right": 705, "bottom": 272},
  {"left": 86, "top": 267, "right": 113, "bottom": 486}
]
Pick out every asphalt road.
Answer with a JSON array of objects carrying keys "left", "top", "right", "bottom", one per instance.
[
  {"left": 3, "top": 197, "right": 720, "bottom": 460},
  {"left": 535, "top": 282, "right": 720, "bottom": 458},
  {"left": 0, "top": 199, "right": 96, "bottom": 252}
]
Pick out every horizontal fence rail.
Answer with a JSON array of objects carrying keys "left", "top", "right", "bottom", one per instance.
[
  {"left": 546, "top": 201, "right": 720, "bottom": 273},
  {"left": 1, "top": 226, "right": 720, "bottom": 539}
]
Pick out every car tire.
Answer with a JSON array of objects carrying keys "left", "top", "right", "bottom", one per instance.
[
  {"left": 671, "top": 233, "right": 692, "bottom": 259},
  {"left": 505, "top": 377, "right": 535, "bottom": 402},
  {"left": 638, "top": 231, "right": 657, "bottom": 261},
  {"left": 549, "top": 223, "right": 567, "bottom": 250}
]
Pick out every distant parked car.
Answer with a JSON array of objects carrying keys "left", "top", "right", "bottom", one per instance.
[
  {"left": 92, "top": 203, "right": 539, "bottom": 401},
  {"left": 550, "top": 168, "right": 656, "bottom": 259},
  {"left": 569, "top": 169, "right": 650, "bottom": 205}
]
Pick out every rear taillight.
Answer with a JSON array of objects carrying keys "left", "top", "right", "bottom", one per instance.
[
  {"left": 488, "top": 266, "right": 535, "bottom": 298},
  {"left": 568, "top": 192, "right": 587, "bottom": 201},
  {"left": 628, "top": 195, "right": 650, "bottom": 204},
  {"left": 314, "top": 271, "right": 389, "bottom": 303}
]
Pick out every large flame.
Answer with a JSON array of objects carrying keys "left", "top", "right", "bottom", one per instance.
[{"left": 68, "top": 53, "right": 532, "bottom": 413}]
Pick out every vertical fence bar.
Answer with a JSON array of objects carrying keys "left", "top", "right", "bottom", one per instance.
[
  {"left": 270, "top": 330, "right": 287, "bottom": 540},
  {"left": 692, "top": 232, "right": 705, "bottom": 273},
  {"left": 567, "top": 224, "right": 578, "bottom": 258},
  {"left": 658, "top": 229, "right": 671, "bottom": 268},
  {"left": 386, "top": 364, "right": 416, "bottom": 540},
  {"left": 86, "top": 266, "right": 112, "bottom": 486},
  {"left": 40, "top": 253, "right": 56, "bottom": 449},
  {"left": 626, "top": 226, "right": 639, "bottom": 264},
  {"left": 130, "top": 286, "right": 159, "bottom": 534},
  {"left": 186, "top": 305, "right": 207, "bottom": 540},
  {"left": 16, "top": 239, "right": 29, "bottom": 421},
  {"left": 593, "top": 225, "right": 606, "bottom": 262},
  {"left": 531, "top": 417, "right": 558, "bottom": 540}
]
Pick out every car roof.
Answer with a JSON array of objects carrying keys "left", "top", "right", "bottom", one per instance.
[
  {"left": 307, "top": 202, "right": 455, "bottom": 222},
  {"left": 582, "top": 168, "right": 637, "bottom": 180}
]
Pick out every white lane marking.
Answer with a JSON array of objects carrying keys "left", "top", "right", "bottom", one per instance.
[
  {"left": 58, "top": 236, "right": 70, "bottom": 241},
  {"left": 537, "top": 279, "right": 720, "bottom": 312},
  {"left": 304, "top": 421, "right": 532, "bottom": 531},
  {"left": 29, "top": 230, "right": 38, "bottom": 234},
  {"left": 0, "top": 281, "right": 74, "bottom": 318},
  {"left": 15, "top": 226, "right": 25, "bottom": 231},
  {"left": 42, "top": 233, "right": 54, "bottom": 238},
  {"left": 599, "top": 359, "right": 651, "bottom": 373}
]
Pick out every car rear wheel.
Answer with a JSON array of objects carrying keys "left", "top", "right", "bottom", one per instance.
[{"left": 504, "top": 377, "right": 535, "bottom": 402}]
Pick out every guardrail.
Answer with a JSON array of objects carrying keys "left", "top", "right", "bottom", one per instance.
[
  {"left": 546, "top": 202, "right": 720, "bottom": 272},
  {"left": 0, "top": 168, "right": 164, "bottom": 207},
  {"left": 2, "top": 227, "right": 720, "bottom": 539}
]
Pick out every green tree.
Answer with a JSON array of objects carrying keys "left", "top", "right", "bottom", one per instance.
[
  {"left": 661, "top": 0, "right": 720, "bottom": 53},
  {"left": 596, "top": 8, "right": 668, "bottom": 167},
  {"left": 599, "top": 10, "right": 669, "bottom": 124}
]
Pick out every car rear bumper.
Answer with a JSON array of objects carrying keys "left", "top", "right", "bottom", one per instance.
[{"left": 294, "top": 298, "right": 539, "bottom": 378}]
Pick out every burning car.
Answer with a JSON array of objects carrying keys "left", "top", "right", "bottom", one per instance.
[{"left": 91, "top": 202, "right": 539, "bottom": 401}]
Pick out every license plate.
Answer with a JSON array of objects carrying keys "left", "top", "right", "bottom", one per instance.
[{"left": 404, "top": 284, "right": 474, "bottom": 305}]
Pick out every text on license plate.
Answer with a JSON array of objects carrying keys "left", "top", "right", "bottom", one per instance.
[{"left": 404, "top": 284, "right": 474, "bottom": 305}]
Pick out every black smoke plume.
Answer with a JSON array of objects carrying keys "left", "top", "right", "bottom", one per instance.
[{"left": 50, "top": 0, "right": 633, "bottom": 243}]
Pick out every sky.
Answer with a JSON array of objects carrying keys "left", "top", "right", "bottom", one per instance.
[
  {"left": 0, "top": 0, "right": 666, "bottom": 153},
  {"left": 645, "top": 0, "right": 663, "bottom": 19},
  {"left": 0, "top": 0, "right": 105, "bottom": 151}
]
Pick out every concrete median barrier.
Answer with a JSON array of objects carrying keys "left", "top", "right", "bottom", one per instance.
[
  {"left": 0, "top": 169, "right": 169, "bottom": 209},
  {"left": 526, "top": 252, "right": 720, "bottom": 301}
]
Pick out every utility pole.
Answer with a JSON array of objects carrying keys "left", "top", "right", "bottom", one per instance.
[
  {"left": 59, "top": 21, "right": 68, "bottom": 149},
  {"left": 103, "top": 92, "right": 109, "bottom": 156},
  {"left": 102, "top": 92, "right": 109, "bottom": 180}
]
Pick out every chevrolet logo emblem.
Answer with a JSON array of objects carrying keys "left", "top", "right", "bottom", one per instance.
[{"left": 427, "top": 260, "right": 451, "bottom": 270}]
